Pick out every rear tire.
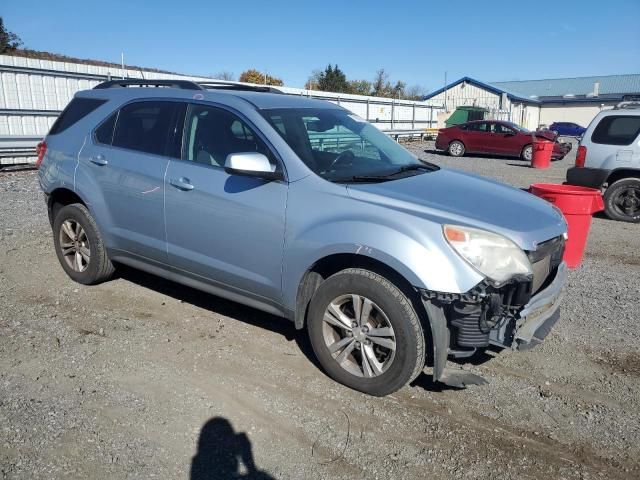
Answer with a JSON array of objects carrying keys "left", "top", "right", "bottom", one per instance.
[
  {"left": 306, "top": 268, "right": 425, "bottom": 396},
  {"left": 522, "top": 144, "right": 533, "bottom": 161},
  {"left": 603, "top": 178, "right": 640, "bottom": 223},
  {"left": 53, "top": 203, "right": 115, "bottom": 285},
  {"left": 448, "top": 140, "right": 465, "bottom": 157}
]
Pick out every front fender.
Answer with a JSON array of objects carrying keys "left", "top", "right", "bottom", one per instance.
[{"left": 281, "top": 218, "right": 483, "bottom": 312}]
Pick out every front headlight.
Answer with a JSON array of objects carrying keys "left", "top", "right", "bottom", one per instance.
[{"left": 443, "top": 225, "right": 532, "bottom": 284}]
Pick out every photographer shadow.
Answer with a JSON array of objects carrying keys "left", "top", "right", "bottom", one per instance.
[{"left": 191, "top": 417, "right": 275, "bottom": 480}]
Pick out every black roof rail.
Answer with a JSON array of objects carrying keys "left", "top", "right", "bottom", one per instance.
[
  {"left": 198, "top": 82, "right": 283, "bottom": 94},
  {"left": 93, "top": 79, "right": 204, "bottom": 90}
]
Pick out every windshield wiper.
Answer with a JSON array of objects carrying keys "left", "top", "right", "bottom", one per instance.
[
  {"left": 330, "top": 162, "right": 440, "bottom": 183},
  {"left": 331, "top": 175, "right": 395, "bottom": 183},
  {"left": 396, "top": 162, "right": 440, "bottom": 173}
]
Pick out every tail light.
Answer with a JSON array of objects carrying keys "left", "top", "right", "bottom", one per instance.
[
  {"left": 35, "top": 140, "right": 47, "bottom": 168},
  {"left": 575, "top": 145, "right": 587, "bottom": 167}
]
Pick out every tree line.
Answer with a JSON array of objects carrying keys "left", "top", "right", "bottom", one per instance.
[{"left": 305, "top": 65, "right": 428, "bottom": 100}]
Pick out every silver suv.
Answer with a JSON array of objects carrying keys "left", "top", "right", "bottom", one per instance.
[
  {"left": 38, "top": 80, "right": 568, "bottom": 396},
  {"left": 567, "top": 102, "right": 640, "bottom": 222}
]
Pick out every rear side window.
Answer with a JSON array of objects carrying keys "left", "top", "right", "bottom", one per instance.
[
  {"left": 591, "top": 115, "right": 640, "bottom": 146},
  {"left": 49, "top": 98, "right": 106, "bottom": 135},
  {"left": 112, "top": 101, "right": 184, "bottom": 157},
  {"left": 95, "top": 112, "right": 117, "bottom": 145}
]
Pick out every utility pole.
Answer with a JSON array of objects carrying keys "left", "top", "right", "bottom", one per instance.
[
  {"left": 121, "top": 52, "right": 125, "bottom": 79},
  {"left": 444, "top": 71, "right": 448, "bottom": 112}
]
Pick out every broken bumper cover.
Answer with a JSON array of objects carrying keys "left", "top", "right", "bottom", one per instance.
[{"left": 512, "top": 262, "right": 567, "bottom": 349}]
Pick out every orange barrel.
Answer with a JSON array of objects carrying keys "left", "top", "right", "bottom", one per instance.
[
  {"left": 529, "top": 184, "right": 604, "bottom": 269},
  {"left": 531, "top": 140, "right": 553, "bottom": 169}
]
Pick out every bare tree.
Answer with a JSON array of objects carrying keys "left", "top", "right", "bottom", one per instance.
[{"left": 213, "top": 71, "right": 235, "bottom": 81}]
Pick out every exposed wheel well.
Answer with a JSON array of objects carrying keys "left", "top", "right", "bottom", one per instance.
[
  {"left": 47, "top": 188, "right": 86, "bottom": 226},
  {"left": 606, "top": 169, "right": 640, "bottom": 187},
  {"left": 294, "top": 253, "right": 424, "bottom": 330}
]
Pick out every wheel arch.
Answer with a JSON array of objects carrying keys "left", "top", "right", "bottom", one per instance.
[
  {"left": 293, "top": 253, "right": 424, "bottom": 331},
  {"left": 606, "top": 168, "right": 640, "bottom": 186},
  {"left": 47, "top": 187, "right": 88, "bottom": 226}
]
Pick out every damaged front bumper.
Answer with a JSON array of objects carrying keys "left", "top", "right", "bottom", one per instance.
[
  {"left": 419, "top": 261, "right": 568, "bottom": 384},
  {"left": 509, "top": 262, "right": 567, "bottom": 349}
]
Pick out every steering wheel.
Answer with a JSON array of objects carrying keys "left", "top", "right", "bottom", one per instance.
[{"left": 328, "top": 150, "right": 355, "bottom": 170}]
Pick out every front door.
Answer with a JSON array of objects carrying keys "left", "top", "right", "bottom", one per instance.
[
  {"left": 164, "top": 103, "right": 288, "bottom": 303},
  {"left": 489, "top": 122, "right": 522, "bottom": 156}
]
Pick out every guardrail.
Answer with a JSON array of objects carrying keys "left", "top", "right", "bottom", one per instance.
[{"left": 0, "top": 136, "right": 41, "bottom": 165}]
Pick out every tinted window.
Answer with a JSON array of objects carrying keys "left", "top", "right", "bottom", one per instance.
[
  {"left": 183, "top": 104, "right": 277, "bottom": 169},
  {"left": 591, "top": 116, "right": 640, "bottom": 146},
  {"left": 49, "top": 98, "right": 106, "bottom": 135},
  {"left": 94, "top": 112, "right": 117, "bottom": 145},
  {"left": 467, "top": 122, "right": 489, "bottom": 132},
  {"left": 112, "top": 101, "right": 183, "bottom": 157}
]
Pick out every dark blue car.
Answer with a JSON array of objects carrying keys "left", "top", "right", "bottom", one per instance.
[{"left": 549, "top": 122, "right": 586, "bottom": 137}]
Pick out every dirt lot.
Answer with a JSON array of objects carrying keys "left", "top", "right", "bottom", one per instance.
[{"left": 1, "top": 142, "right": 639, "bottom": 479}]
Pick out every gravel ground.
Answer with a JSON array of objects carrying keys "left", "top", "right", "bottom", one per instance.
[{"left": 1, "top": 143, "right": 639, "bottom": 480}]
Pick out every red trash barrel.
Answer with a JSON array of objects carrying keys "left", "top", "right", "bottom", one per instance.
[
  {"left": 529, "top": 183, "right": 604, "bottom": 269},
  {"left": 531, "top": 140, "right": 553, "bottom": 169}
]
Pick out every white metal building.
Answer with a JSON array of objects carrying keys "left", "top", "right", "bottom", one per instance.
[
  {"left": 0, "top": 53, "right": 442, "bottom": 165},
  {"left": 424, "top": 74, "right": 640, "bottom": 130}
]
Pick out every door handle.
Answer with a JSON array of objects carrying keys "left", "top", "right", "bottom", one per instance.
[
  {"left": 90, "top": 154, "right": 108, "bottom": 166},
  {"left": 169, "top": 177, "right": 194, "bottom": 191}
]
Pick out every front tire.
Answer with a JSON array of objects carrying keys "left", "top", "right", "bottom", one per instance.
[
  {"left": 53, "top": 203, "right": 115, "bottom": 284},
  {"left": 522, "top": 144, "right": 533, "bottom": 161},
  {"left": 448, "top": 140, "right": 465, "bottom": 157},
  {"left": 603, "top": 178, "right": 640, "bottom": 223},
  {"left": 306, "top": 269, "right": 425, "bottom": 396}
]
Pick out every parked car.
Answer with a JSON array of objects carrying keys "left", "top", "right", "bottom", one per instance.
[
  {"left": 549, "top": 122, "right": 587, "bottom": 137},
  {"left": 38, "top": 80, "right": 568, "bottom": 396},
  {"left": 566, "top": 102, "right": 640, "bottom": 222},
  {"left": 436, "top": 120, "right": 571, "bottom": 161}
]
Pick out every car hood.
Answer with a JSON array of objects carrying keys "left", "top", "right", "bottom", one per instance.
[{"left": 346, "top": 168, "right": 567, "bottom": 251}]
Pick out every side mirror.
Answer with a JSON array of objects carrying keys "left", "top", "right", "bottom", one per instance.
[{"left": 224, "top": 152, "right": 283, "bottom": 181}]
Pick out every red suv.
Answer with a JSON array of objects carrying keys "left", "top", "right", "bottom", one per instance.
[{"left": 436, "top": 120, "right": 571, "bottom": 161}]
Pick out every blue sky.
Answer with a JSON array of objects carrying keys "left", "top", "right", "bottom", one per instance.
[{"left": 4, "top": 0, "right": 640, "bottom": 91}]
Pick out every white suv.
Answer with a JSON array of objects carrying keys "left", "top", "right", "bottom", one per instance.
[{"left": 566, "top": 102, "right": 640, "bottom": 222}]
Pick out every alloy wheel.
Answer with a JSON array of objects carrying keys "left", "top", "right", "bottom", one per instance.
[
  {"left": 523, "top": 145, "right": 533, "bottom": 161},
  {"left": 449, "top": 142, "right": 463, "bottom": 156},
  {"left": 322, "top": 294, "right": 396, "bottom": 378},
  {"left": 59, "top": 219, "right": 90, "bottom": 272}
]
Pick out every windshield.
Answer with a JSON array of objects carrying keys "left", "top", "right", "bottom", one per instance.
[
  {"left": 260, "top": 108, "right": 436, "bottom": 182},
  {"left": 506, "top": 122, "right": 530, "bottom": 133}
]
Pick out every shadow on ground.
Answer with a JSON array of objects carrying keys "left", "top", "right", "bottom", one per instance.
[
  {"left": 115, "top": 264, "right": 497, "bottom": 394},
  {"left": 191, "top": 417, "right": 275, "bottom": 480},
  {"left": 115, "top": 264, "right": 320, "bottom": 368}
]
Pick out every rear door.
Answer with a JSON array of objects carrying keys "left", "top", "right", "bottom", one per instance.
[
  {"left": 164, "top": 102, "right": 288, "bottom": 303},
  {"left": 79, "top": 100, "right": 184, "bottom": 262}
]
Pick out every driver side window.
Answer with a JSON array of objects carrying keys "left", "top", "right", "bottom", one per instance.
[
  {"left": 491, "top": 123, "right": 514, "bottom": 134},
  {"left": 182, "top": 104, "right": 277, "bottom": 169}
]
